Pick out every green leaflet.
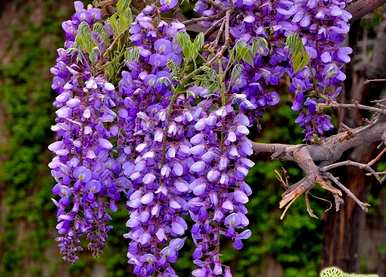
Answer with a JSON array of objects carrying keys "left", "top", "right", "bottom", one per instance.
[
  {"left": 75, "top": 22, "right": 97, "bottom": 55},
  {"left": 175, "top": 31, "right": 205, "bottom": 62},
  {"left": 116, "top": 0, "right": 131, "bottom": 14},
  {"left": 105, "top": 48, "right": 125, "bottom": 81},
  {"left": 102, "top": 0, "right": 134, "bottom": 81},
  {"left": 286, "top": 33, "right": 310, "bottom": 72},
  {"left": 124, "top": 47, "right": 140, "bottom": 63},
  {"left": 251, "top": 37, "right": 269, "bottom": 56},
  {"left": 93, "top": 22, "right": 110, "bottom": 45},
  {"left": 89, "top": 47, "right": 100, "bottom": 64},
  {"left": 230, "top": 63, "right": 243, "bottom": 83},
  {"left": 233, "top": 37, "right": 269, "bottom": 66},
  {"left": 192, "top": 66, "right": 219, "bottom": 92},
  {"left": 109, "top": 0, "right": 132, "bottom": 37},
  {"left": 193, "top": 32, "right": 205, "bottom": 60},
  {"left": 167, "top": 59, "right": 183, "bottom": 80},
  {"left": 234, "top": 41, "right": 254, "bottom": 66}
]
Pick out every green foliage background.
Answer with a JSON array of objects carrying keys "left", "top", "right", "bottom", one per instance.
[{"left": 0, "top": 1, "right": 332, "bottom": 276}]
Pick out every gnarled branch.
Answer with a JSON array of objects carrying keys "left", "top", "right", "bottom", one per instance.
[
  {"left": 253, "top": 122, "right": 386, "bottom": 214},
  {"left": 347, "top": 0, "right": 386, "bottom": 21}
]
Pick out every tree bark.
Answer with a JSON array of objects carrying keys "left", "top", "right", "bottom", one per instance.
[
  {"left": 321, "top": 150, "right": 374, "bottom": 271},
  {"left": 321, "top": 16, "right": 386, "bottom": 272}
]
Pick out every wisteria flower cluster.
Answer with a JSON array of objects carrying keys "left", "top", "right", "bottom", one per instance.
[{"left": 49, "top": 0, "right": 352, "bottom": 276}]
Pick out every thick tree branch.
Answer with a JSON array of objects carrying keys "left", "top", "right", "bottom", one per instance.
[
  {"left": 347, "top": 0, "right": 386, "bottom": 21},
  {"left": 253, "top": 122, "right": 386, "bottom": 213},
  {"left": 254, "top": 122, "right": 386, "bottom": 164}
]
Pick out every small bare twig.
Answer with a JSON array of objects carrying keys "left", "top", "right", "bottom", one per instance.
[
  {"left": 183, "top": 13, "right": 223, "bottom": 25},
  {"left": 368, "top": 147, "right": 386, "bottom": 166},
  {"left": 180, "top": 9, "right": 232, "bottom": 85},
  {"left": 364, "top": 78, "right": 386, "bottom": 85},
  {"left": 213, "top": 17, "right": 226, "bottom": 48},
  {"left": 320, "top": 101, "right": 386, "bottom": 115},
  {"left": 305, "top": 192, "right": 318, "bottom": 219},
  {"left": 309, "top": 193, "right": 333, "bottom": 213},
  {"left": 274, "top": 168, "right": 289, "bottom": 189},
  {"left": 206, "top": 9, "right": 231, "bottom": 64},
  {"left": 321, "top": 160, "right": 384, "bottom": 183},
  {"left": 324, "top": 172, "right": 370, "bottom": 212},
  {"left": 204, "top": 17, "right": 224, "bottom": 37}
]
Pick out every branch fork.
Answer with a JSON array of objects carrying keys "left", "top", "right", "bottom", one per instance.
[{"left": 253, "top": 122, "right": 386, "bottom": 218}]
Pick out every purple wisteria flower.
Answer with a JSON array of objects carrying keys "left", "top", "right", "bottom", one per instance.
[
  {"left": 50, "top": 0, "right": 354, "bottom": 275},
  {"left": 50, "top": 1, "right": 121, "bottom": 262},
  {"left": 160, "top": 0, "right": 178, "bottom": 12},
  {"left": 117, "top": 5, "right": 190, "bottom": 276},
  {"left": 184, "top": 93, "right": 254, "bottom": 275},
  {"left": 194, "top": 0, "right": 352, "bottom": 140}
]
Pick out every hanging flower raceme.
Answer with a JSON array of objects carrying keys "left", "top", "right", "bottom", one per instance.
[
  {"left": 117, "top": 5, "right": 190, "bottom": 276},
  {"left": 277, "top": 0, "right": 353, "bottom": 140},
  {"left": 194, "top": 0, "right": 287, "bottom": 125},
  {"left": 50, "top": 1, "right": 120, "bottom": 262},
  {"left": 193, "top": 0, "right": 352, "bottom": 140},
  {"left": 184, "top": 90, "right": 254, "bottom": 276}
]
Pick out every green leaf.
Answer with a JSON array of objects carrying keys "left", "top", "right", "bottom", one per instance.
[
  {"left": 167, "top": 59, "right": 181, "bottom": 78},
  {"left": 108, "top": 0, "right": 132, "bottom": 37},
  {"left": 124, "top": 47, "right": 140, "bottom": 62},
  {"left": 93, "top": 22, "right": 110, "bottom": 45},
  {"left": 108, "top": 14, "right": 120, "bottom": 36},
  {"left": 192, "top": 66, "right": 220, "bottom": 92},
  {"left": 104, "top": 48, "right": 125, "bottom": 81},
  {"left": 251, "top": 37, "right": 269, "bottom": 56},
  {"left": 175, "top": 31, "right": 193, "bottom": 60},
  {"left": 234, "top": 41, "right": 254, "bottom": 66},
  {"left": 116, "top": 0, "right": 131, "bottom": 14},
  {"left": 286, "top": 33, "right": 310, "bottom": 72},
  {"left": 89, "top": 47, "right": 100, "bottom": 64},
  {"left": 230, "top": 64, "right": 243, "bottom": 83},
  {"left": 193, "top": 32, "right": 204, "bottom": 50},
  {"left": 191, "top": 32, "right": 204, "bottom": 60},
  {"left": 75, "top": 22, "right": 96, "bottom": 55}
]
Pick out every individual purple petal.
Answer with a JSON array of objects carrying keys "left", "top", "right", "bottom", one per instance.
[
  {"left": 140, "top": 192, "right": 154, "bottom": 205},
  {"left": 190, "top": 161, "right": 206, "bottom": 173},
  {"left": 160, "top": 0, "right": 178, "bottom": 12},
  {"left": 99, "top": 138, "right": 113, "bottom": 149}
]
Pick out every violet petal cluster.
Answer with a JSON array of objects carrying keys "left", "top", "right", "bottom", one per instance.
[
  {"left": 118, "top": 6, "right": 188, "bottom": 276},
  {"left": 50, "top": 1, "right": 119, "bottom": 262},
  {"left": 185, "top": 92, "right": 254, "bottom": 276},
  {"left": 50, "top": 0, "right": 354, "bottom": 275},
  {"left": 194, "top": 0, "right": 352, "bottom": 140}
]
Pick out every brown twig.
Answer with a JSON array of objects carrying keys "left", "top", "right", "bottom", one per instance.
[
  {"left": 321, "top": 160, "right": 384, "bottom": 183},
  {"left": 180, "top": 9, "right": 232, "bottom": 85},
  {"left": 364, "top": 78, "right": 386, "bottom": 85},
  {"left": 320, "top": 101, "right": 386, "bottom": 115},
  {"left": 183, "top": 13, "right": 223, "bottom": 25},
  {"left": 181, "top": 0, "right": 386, "bottom": 34},
  {"left": 368, "top": 147, "right": 386, "bottom": 166},
  {"left": 324, "top": 172, "right": 370, "bottom": 212}
]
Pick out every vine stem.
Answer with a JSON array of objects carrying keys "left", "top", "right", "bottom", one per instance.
[
  {"left": 180, "top": 9, "right": 232, "bottom": 86},
  {"left": 183, "top": 13, "right": 224, "bottom": 25}
]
